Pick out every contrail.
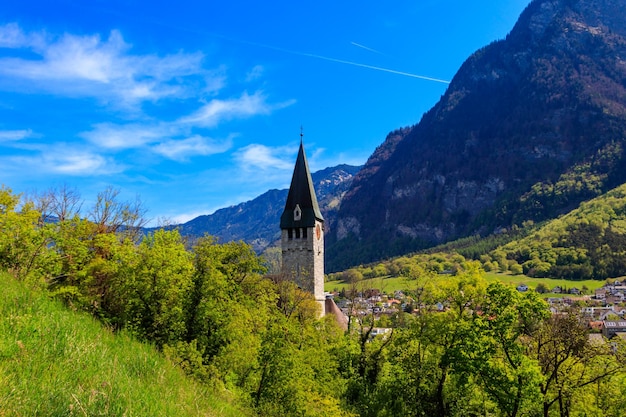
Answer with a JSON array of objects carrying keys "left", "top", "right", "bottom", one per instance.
[
  {"left": 298, "top": 51, "right": 450, "bottom": 84},
  {"left": 243, "top": 41, "right": 450, "bottom": 84},
  {"left": 351, "top": 41, "right": 384, "bottom": 55}
]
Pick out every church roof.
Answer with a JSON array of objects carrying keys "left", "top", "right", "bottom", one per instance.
[{"left": 280, "top": 140, "right": 324, "bottom": 228}]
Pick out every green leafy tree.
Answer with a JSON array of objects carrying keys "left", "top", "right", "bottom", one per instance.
[
  {"left": 186, "top": 236, "right": 273, "bottom": 390},
  {"left": 125, "top": 229, "right": 194, "bottom": 346},
  {"left": 0, "top": 187, "right": 54, "bottom": 284},
  {"left": 529, "top": 311, "right": 624, "bottom": 417},
  {"left": 473, "top": 283, "right": 547, "bottom": 417}
]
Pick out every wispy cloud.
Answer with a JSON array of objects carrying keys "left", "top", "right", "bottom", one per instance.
[
  {"left": 178, "top": 91, "right": 293, "bottom": 128},
  {"left": 80, "top": 122, "right": 235, "bottom": 160},
  {"left": 153, "top": 135, "right": 233, "bottom": 161},
  {"left": 0, "top": 24, "right": 208, "bottom": 107},
  {"left": 0, "top": 22, "right": 46, "bottom": 49},
  {"left": 80, "top": 90, "right": 283, "bottom": 158},
  {"left": 0, "top": 129, "right": 32, "bottom": 142},
  {"left": 5, "top": 145, "right": 123, "bottom": 176},
  {"left": 234, "top": 143, "right": 294, "bottom": 171},
  {"left": 169, "top": 210, "right": 215, "bottom": 224},
  {"left": 81, "top": 123, "right": 170, "bottom": 150},
  {"left": 245, "top": 65, "right": 264, "bottom": 82},
  {"left": 50, "top": 152, "right": 115, "bottom": 175}
]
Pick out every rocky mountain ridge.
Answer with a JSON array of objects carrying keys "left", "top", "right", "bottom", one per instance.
[{"left": 326, "top": 0, "right": 626, "bottom": 271}]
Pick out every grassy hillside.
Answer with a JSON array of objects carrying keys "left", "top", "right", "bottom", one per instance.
[
  {"left": 489, "top": 183, "right": 626, "bottom": 280},
  {"left": 0, "top": 272, "right": 247, "bottom": 417},
  {"left": 325, "top": 272, "right": 605, "bottom": 296}
]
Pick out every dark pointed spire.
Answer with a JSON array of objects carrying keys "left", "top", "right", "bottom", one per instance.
[{"left": 280, "top": 136, "right": 324, "bottom": 229}]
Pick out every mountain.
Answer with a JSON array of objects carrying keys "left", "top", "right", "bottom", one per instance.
[
  {"left": 327, "top": 0, "right": 626, "bottom": 271},
  {"left": 173, "top": 164, "right": 361, "bottom": 252}
]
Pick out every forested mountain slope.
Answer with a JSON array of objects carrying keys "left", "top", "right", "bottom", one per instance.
[
  {"left": 328, "top": 0, "right": 626, "bottom": 271},
  {"left": 490, "top": 182, "right": 626, "bottom": 280}
]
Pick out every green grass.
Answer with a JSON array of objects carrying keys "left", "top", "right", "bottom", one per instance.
[
  {"left": 325, "top": 275, "right": 411, "bottom": 294},
  {"left": 0, "top": 272, "right": 248, "bottom": 417},
  {"left": 325, "top": 272, "right": 607, "bottom": 295},
  {"left": 482, "top": 272, "right": 606, "bottom": 293}
]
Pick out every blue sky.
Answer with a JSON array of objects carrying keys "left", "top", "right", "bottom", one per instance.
[{"left": 0, "top": 0, "right": 531, "bottom": 225}]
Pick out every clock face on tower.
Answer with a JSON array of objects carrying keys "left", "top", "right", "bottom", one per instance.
[{"left": 315, "top": 224, "right": 321, "bottom": 240}]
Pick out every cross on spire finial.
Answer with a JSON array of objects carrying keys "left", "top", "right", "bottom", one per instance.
[{"left": 300, "top": 125, "right": 304, "bottom": 143}]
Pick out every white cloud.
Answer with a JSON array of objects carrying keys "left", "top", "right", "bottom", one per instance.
[
  {"left": 81, "top": 121, "right": 235, "bottom": 162},
  {"left": 81, "top": 123, "right": 169, "bottom": 150},
  {"left": 76, "top": 88, "right": 290, "bottom": 158},
  {"left": 5, "top": 146, "right": 123, "bottom": 176},
  {"left": 169, "top": 210, "right": 213, "bottom": 224},
  {"left": 0, "top": 129, "right": 32, "bottom": 142},
  {"left": 50, "top": 152, "right": 112, "bottom": 175},
  {"left": 234, "top": 143, "right": 294, "bottom": 171},
  {"left": 245, "top": 65, "right": 264, "bottom": 82},
  {"left": 178, "top": 91, "right": 274, "bottom": 128},
  {"left": 153, "top": 135, "right": 233, "bottom": 161},
  {"left": 0, "top": 23, "right": 46, "bottom": 49},
  {"left": 0, "top": 24, "right": 207, "bottom": 107}
]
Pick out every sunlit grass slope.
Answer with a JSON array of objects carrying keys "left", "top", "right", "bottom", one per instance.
[
  {"left": 325, "top": 272, "right": 606, "bottom": 295},
  {"left": 0, "top": 272, "right": 247, "bottom": 417}
]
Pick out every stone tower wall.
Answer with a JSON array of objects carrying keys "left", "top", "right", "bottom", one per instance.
[{"left": 281, "top": 220, "right": 325, "bottom": 315}]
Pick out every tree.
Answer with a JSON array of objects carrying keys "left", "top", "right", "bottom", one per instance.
[
  {"left": 186, "top": 235, "right": 273, "bottom": 387},
  {"left": 510, "top": 262, "right": 523, "bottom": 275},
  {"left": 473, "top": 283, "right": 547, "bottom": 417},
  {"left": 344, "top": 268, "right": 365, "bottom": 331},
  {"left": 125, "top": 229, "right": 194, "bottom": 346},
  {"left": 0, "top": 186, "right": 54, "bottom": 283},
  {"left": 261, "top": 246, "right": 282, "bottom": 275},
  {"left": 31, "top": 184, "right": 82, "bottom": 223},
  {"left": 89, "top": 186, "right": 148, "bottom": 241},
  {"left": 273, "top": 275, "right": 320, "bottom": 321},
  {"left": 530, "top": 310, "right": 623, "bottom": 417}
]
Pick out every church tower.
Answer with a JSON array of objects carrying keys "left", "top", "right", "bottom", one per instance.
[{"left": 280, "top": 136, "right": 326, "bottom": 315}]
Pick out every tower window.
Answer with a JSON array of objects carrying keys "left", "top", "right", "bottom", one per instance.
[
  {"left": 288, "top": 228, "right": 293, "bottom": 239},
  {"left": 294, "top": 204, "right": 302, "bottom": 221},
  {"left": 295, "top": 228, "right": 301, "bottom": 239},
  {"left": 302, "top": 228, "right": 307, "bottom": 238}
]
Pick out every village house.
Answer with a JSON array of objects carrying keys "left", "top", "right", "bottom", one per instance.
[
  {"left": 601, "top": 320, "right": 626, "bottom": 339},
  {"left": 581, "top": 306, "right": 626, "bottom": 321},
  {"left": 367, "top": 327, "right": 392, "bottom": 340},
  {"left": 606, "top": 293, "right": 625, "bottom": 304}
]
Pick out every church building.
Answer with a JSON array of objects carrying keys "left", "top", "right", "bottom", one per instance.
[{"left": 280, "top": 138, "right": 326, "bottom": 315}]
